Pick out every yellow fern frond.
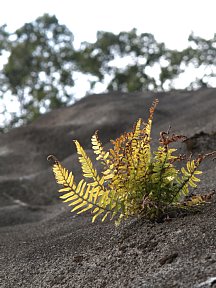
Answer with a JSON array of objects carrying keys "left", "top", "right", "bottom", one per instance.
[
  {"left": 74, "top": 140, "right": 98, "bottom": 179},
  {"left": 49, "top": 155, "right": 116, "bottom": 222},
  {"left": 91, "top": 131, "right": 110, "bottom": 164},
  {"left": 49, "top": 98, "right": 212, "bottom": 225},
  {"left": 74, "top": 140, "right": 118, "bottom": 205},
  {"left": 91, "top": 131, "right": 117, "bottom": 189},
  {"left": 133, "top": 118, "right": 142, "bottom": 139}
]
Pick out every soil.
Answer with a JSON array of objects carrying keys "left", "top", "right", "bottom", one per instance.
[{"left": 0, "top": 88, "right": 216, "bottom": 288}]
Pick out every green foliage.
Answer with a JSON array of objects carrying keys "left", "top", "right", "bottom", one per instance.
[
  {"left": 0, "top": 25, "right": 9, "bottom": 54},
  {"left": 0, "top": 14, "right": 74, "bottom": 127},
  {"left": 185, "top": 33, "right": 216, "bottom": 89},
  {"left": 0, "top": 15, "right": 216, "bottom": 129},
  {"left": 75, "top": 29, "right": 170, "bottom": 92},
  {"left": 48, "top": 100, "right": 215, "bottom": 225},
  {"left": 75, "top": 29, "right": 216, "bottom": 92}
]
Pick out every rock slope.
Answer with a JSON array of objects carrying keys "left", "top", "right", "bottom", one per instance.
[{"left": 0, "top": 88, "right": 216, "bottom": 287}]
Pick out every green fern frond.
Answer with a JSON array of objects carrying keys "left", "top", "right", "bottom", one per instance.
[{"left": 180, "top": 159, "right": 203, "bottom": 192}]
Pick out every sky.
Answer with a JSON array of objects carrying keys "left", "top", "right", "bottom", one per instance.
[{"left": 0, "top": 0, "right": 216, "bottom": 50}]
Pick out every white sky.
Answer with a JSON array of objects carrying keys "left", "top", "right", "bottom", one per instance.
[{"left": 0, "top": 0, "right": 215, "bottom": 50}]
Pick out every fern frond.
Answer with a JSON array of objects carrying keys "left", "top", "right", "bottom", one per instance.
[
  {"left": 48, "top": 99, "right": 214, "bottom": 225},
  {"left": 50, "top": 156, "right": 118, "bottom": 222},
  {"left": 74, "top": 140, "right": 98, "bottom": 179},
  {"left": 91, "top": 131, "right": 115, "bottom": 181},
  {"left": 132, "top": 118, "right": 142, "bottom": 139},
  {"left": 145, "top": 98, "right": 159, "bottom": 141},
  {"left": 181, "top": 159, "right": 202, "bottom": 189},
  {"left": 91, "top": 131, "right": 110, "bottom": 163}
]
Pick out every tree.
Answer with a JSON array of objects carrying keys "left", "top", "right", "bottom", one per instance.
[
  {"left": 0, "top": 24, "right": 9, "bottom": 55},
  {"left": 183, "top": 33, "right": 216, "bottom": 89},
  {"left": 74, "top": 29, "right": 184, "bottom": 92},
  {"left": 0, "top": 14, "right": 75, "bottom": 127},
  {"left": 0, "top": 15, "right": 216, "bottom": 130},
  {"left": 75, "top": 30, "right": 216, "bottom": 93}
]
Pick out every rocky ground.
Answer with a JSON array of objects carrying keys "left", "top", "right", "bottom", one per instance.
[{"left": 0, "top": 88, "right": 216, "bottom": 288}]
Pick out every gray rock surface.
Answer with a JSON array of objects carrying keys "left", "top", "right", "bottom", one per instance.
[{"left": 0, "top": 88, "right": 216, "bottom": 287}]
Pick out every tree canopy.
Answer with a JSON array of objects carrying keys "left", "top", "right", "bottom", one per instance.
[
  {"left": 0, "top": 14, "right": 215, "bottom": 129},
  {"left": 0, "top": 14, "right": 74, "bottom": 127},
  {"left": 75, "top": 29, "right": 216, "bottom": 92}
]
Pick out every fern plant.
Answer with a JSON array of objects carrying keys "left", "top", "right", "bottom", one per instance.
[{"left": 48, "top": 99, "right": 215, "bottom": 224}]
